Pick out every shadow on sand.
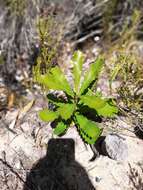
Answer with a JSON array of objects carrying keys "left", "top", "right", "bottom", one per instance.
[{"left": 23, "top": 138, "right": 95, "bottom": 190}]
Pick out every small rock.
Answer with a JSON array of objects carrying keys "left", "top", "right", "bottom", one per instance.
[
  {"left": 95, "top": 176, "right": 102, "bottom": 182},
  {"left": 102, "top": 134, "right": 128, "bottom": 161}
]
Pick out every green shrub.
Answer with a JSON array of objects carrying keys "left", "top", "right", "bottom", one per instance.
[
  {"left": 109, "top": 52, "right": 143, "bottom": 113},
  {"left": 33, "top": 15, "right": 63, "bottom": 76},
  {"left": 35, "top": 51, "right": 118, "bottom": 144}
]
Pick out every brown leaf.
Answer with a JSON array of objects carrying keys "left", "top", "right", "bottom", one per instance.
[
  {"left": 8, "top": 92, "right": 15, "bottom": 109},
  {"left": 19, "top": 99, "right": 35, "bottom": 118}
]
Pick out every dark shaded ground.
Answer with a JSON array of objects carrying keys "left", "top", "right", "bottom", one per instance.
[{"left": 23, "top": 138, "right": 95, "bottom": 190}]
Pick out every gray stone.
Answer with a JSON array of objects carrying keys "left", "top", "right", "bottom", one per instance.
[{"left": 102, "top": 134, "right": 128, "bottom": 161}]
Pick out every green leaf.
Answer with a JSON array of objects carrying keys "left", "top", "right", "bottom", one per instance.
[
  {"left": 39, "top": 109, "right": 59, "bottom": 122},
  {"left": 85, "top": 89, "right": 95, "bottom": 96},
  {"left": 80, "top": 95, "right": 106, "bottom": 110},
  {"left": 84, "top": 89, "right": 102, "bottom": 97},
  {"left": 54, "top": 121, "right": 67, "bottom": 135},
  {"left": 109, "top": 64, "right": 122, "bottom": 88},
  {"left": 57, "top": 103, "right": 75, "bottom": 120},
  {"left": 80, "top": 58, "right": 104, "bottom": 95},
  {"left": 72, "top": 50, "right": 84, "bottom": 94},
  {"left": 36, "top": 66, "right": 74, "bottom": 97},
  {"left": 97, "top": 100, "right": 118, "bottom": 117},
  {"left": 110, "top": 64, "right": 122, "bottom": 82},
  {"left": 79, "top": 129, "right": 96, "bottom": 144},
  {"left": 75, "top": 114, "right": 102, "bottom": 144}
]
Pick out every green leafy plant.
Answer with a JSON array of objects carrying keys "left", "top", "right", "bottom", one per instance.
[{"left": 35, "top": 51, "right": 118, "bottom": 144}]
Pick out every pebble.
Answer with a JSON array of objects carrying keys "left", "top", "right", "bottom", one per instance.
[{"left": 102, "top": 134, "right": 128, "bottom": 161}]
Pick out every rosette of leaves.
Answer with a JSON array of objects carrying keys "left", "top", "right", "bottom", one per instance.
[{"left": 36, "top": 51, "right": 118, "bottom": 144}]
